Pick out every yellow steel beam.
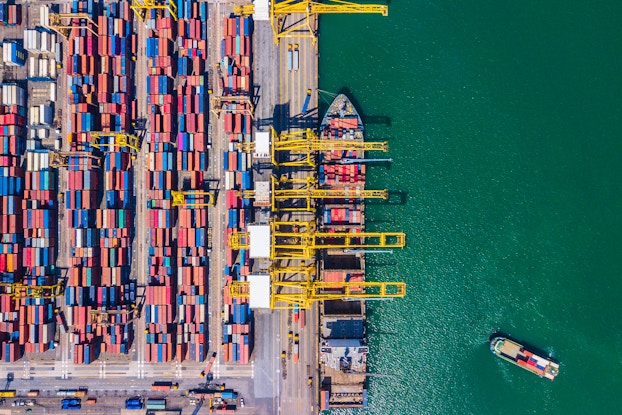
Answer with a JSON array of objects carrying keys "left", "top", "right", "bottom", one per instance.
[
  {"left": 0, "top": 282, "right": 64, "bottom": 299},
  {"left": 228, "top": 221, "right": 405, "bottom": 259},
  {"left": 171, "top": 190, "right": 216, "bottom": 207},
  {"left": 270, "top": 175, "right": 387, "bottom": 212},
  {"left": 89, "top": 306, "right": 136, "bottom": 326},
  {"left": 229, "top": 280, "right": 405, "bottom": 309},
  {"left": 235, "top": 1, "right": 388, "bottom": 44},
  {"left": 272, "top": 126, "right": 387, "bottom": 166},
  {"left": 49, "top": 151, "right": 101, "bottom": 169},
  {"left": 89, "top": 132, "right": 140, "bottom": 157},
  {"left": 210, "top": 96, "right": 254, "bottom": 118},
  {"left": 130, "top": 0, "right": 177, "bottom": 22},
  {"left": 45, "top": 11, "right": 98, "bottom": 38}
]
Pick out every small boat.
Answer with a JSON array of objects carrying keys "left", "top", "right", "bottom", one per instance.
[{"left": 490, "top": 337, "right": 560, "bottom": 380}]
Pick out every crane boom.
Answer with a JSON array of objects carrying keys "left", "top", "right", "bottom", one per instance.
[
  {"left": 229, "top": 222, "right": 405, "bottom": 259},
  {"left": 234, "top": 1, "right": 388, "bottom": 44},
  {"left": 229, "top": 280, "right": 405, "bottom": 309}
]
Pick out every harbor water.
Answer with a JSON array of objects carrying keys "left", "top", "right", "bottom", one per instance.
[{"left": 319, "top": 1, "right": 622, "bottom": 414}]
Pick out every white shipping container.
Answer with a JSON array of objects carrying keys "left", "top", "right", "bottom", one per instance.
[
  {"left": 40, "top": 104, "right": 53, "bottom": 124},
  {"left": 27, "top": 151, "right": 34, "bottom": 171},
  {"left": 39, "top": 58, "right": 48, "bottom": 77},
  {"left": 38, "top": 128, "right": 49, "bottom": 138},
  {"left": 41, "top": 32, "right": 48, "bottom": 53},
  {"left": 50, "top": 83, "right": 56, "bottom": 102},
  {"left": 225, "top": 171, "right": 231, "bottom": 189},
  {"left": 50, "top": 59, "right": 57, "bottom": 78},
  {"left": 28, "top": 56, "right": 37, "bottom": 77},
  {"left": 40, "top": 6, "right": 49, "bottom": 28},
  {"left": 30, "top": 106, "right": 40, "bottom": 125},
  {"left": 41, "top": 152, "right": 49, "bottom": 170},
  {"left": 33, "top": 151, "right": 40, "bottom": 171}
]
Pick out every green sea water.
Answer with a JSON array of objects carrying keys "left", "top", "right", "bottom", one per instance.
[{"left": 319, "top": 2, "right": 622, "bottom": 414}]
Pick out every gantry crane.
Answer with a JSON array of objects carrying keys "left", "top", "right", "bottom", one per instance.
[
  {"left": 237, "top": 175, "right": 388, "bottom": 212},
  {"left": 274, "top": 127, "right": 387, "bottom": 167},
  {"left": 234, "top": 127, "right": 388, "bottom": 166},
  {"left": 40, "top": 6, "right": 98, "bottom": 39},
  {"left": 229, "top": 278, "right": 405, "bottom": 309},
  {"left": 0, "top": 282, "right": 64, "bottom": 299},
  {"left": 89, "top": 132, "right": 140, "bottom": 159},
  {"left": 229, "top": 221, "right": 405, "bottom": 260},
  {"left": 210, "top": 96, "right": 255, "bottom": 118},
  {"left": 171, "top": 191, "right": 216, "bottom": 207},
  {"left": 130, "top": 0, "right": 178, "bottom": 22},
  {"left": 49, "top": 151, "right": 101, "bottom": 169},
  {"left": 89, "top": 306, "right": 138, "bottom": 327},
  {"left": 234, "top": 0, "right": 388, "bottom": 44}
]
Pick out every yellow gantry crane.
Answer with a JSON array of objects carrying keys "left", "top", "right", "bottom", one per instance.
[
  {"left": 229, "top": 278, "right": 405, "bottom": 309},
  {"left": 210, "top": 96, "right": 255, "bottom": 118},
  {"left": 89, "top": 132, "right": 140, "bottom": 159},
  {"left": 0, "top": 282, "right": 64, "bottom": 299},
  {"left": 171, "top": 190, "right": 216, "bottom": 207},
  {"left": 130, "top": 0, "right": 178, "bottom": 21},
  {"left": 40, "top": 6, "right": 98, "bottom": 39},
  {"left": 89, "top": 306, "right": 137, "bottom": 327},
  {"left": 229, "top": 221, "right": 405, "bottom": 260},
  {"left": 235, "top": 127, "right": 388, "bottom": 166},
  {"left": 49, "top": 151, "right": 101, "bottom": 169},
  {"left": 237, "top": 175, "right": 387, "bottom": 212},
  {"left": 234, "top": 0, "right": 388, "bottom": 44}
]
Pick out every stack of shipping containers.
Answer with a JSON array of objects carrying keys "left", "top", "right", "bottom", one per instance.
[
  {"left": 174, "top": 0, "right": 209, "bottom": 362},
  {"left": 92, "top": 1, "right": 136, "bottom": 356},
  {"left": 0, "top": 3, "right": 21, "bottom": 26},
  {"left": 0, "top": 83, "right": 27, "bottom": 362},
  {"left": 145, "top": 9, "right": 176, "bottom": 363},
  {"left": 22, "top": 150, "right": 58, "bottom": 354},
  {"left": 221, "top": 17, "right": 253, "bottom": 364},
  {"left": 65, "top": 0, "right": 103, "bottom": 365},
  {"left": 64, "top": 0, "right": 137, "bottom": 364}
]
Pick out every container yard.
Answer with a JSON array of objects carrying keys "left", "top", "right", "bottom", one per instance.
[{"left": 0, "top": 1, "right": 402, "bottom": 414}]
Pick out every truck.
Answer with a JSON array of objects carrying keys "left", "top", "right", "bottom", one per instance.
[
  {"left": 55, "top": 309, "right": 69, "bottom": 333},
  {"left": 287, "top": 45, "right": 293, "bottom": 71},
  {"left": 146, "top": 398, "right": 166, "bottom": 410},
  {"left": 293, "top": 341, "right": 299, "bottom": 363},
  {"left": 221, "top": 390, "right": 238, "bottom": 400},
  {"left": 151, "top": 381, "right": 178, "bottom": 391},
  {"left": 301, "top": 89, "right": 312, "bottom": 114},
  {"left": 200, "top": 352, "right": 217, "bottom": 378},
  {"left": 125, "top": 397, "right": 143, "bottom": 410},
  {"left": 61, "top": 399, "right": 81, "bottom": 410},
  {"left": 293, "top": 44, "right": 300, "bottom": 71}
]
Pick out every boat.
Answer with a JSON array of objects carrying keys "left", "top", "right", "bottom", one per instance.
[
  {"left": 320, "top": 94, "right": 364, "bottom": 140},
  {"left": 490, "top": 337, "right": 560, "bottom": 380}
]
